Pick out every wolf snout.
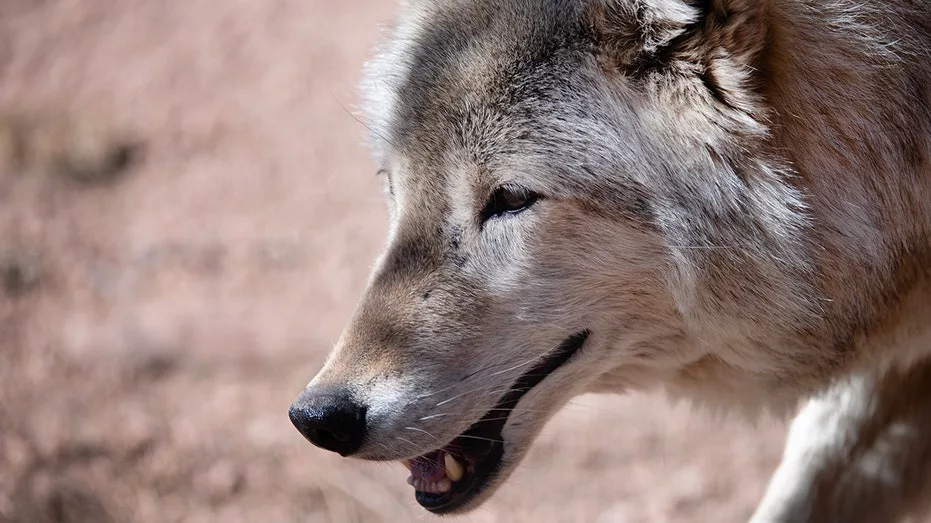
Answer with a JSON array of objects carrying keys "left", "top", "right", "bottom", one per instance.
[{"left": 288, "top": 387, "right": 367, "bottom": 457}]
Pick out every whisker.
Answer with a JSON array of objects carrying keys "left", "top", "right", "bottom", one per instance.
[
  {"left": 416, "top": 405, "right": 555, "bottom": 423},
  {"left": 414, "top": 336, "right": 577, "bottom": 402},
  {"left": 330, "top": 90, "right": 400, "bottom": 151},
  {"left": 413, "top": 358, "right": 522, "bottom": 401},
  {"left": 418, "top": 413, "right": 450, "bottom": 421},
  {"left": 485, "top": 353, "right": 548, "bottom": 378},
  {"left": 455, "top": 357, "right": 525, "bottom": 384},
  {"left": 435, "top": 385, "right": 512, "bottom": 407},
  {"left": 394, "top": 435, "right": 420, "bottom": 449},
  {"left": 404, "top": 426, "right": 439, "bottom": 441},
  {"left": 459, "top": 415, "right": 514, "bottom": 423},
  {"left": 391, "top": 437, "right": 443, "bottom": 467},
  {"left": 454, "top": 434, "right": 504, "bottom": 444}
]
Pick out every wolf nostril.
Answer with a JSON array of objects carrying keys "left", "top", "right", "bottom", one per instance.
[{"left": 288, "top": 387, "right": 367, "bottom": 457}]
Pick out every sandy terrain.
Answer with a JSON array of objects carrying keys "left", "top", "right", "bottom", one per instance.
[{"left": 0, "top": 1, "right": 792, "bottom": 521}]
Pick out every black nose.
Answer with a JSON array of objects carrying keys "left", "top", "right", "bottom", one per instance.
[{"left": 289, "top": 387, "right": 367, "bottom": 457}]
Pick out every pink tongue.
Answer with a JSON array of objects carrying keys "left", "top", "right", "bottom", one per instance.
[{"left": 410, "top": 451, "right": 446, "bottom": 481}]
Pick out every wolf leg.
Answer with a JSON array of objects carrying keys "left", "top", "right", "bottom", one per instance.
[{"left": 750, "top": 359, "right": 931, "bottom": 523}]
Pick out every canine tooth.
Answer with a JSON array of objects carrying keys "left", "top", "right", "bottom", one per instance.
[
  {"left": 406, "top": 475, "right": 414, "bottom": 486},
  {"left": 444, "top": 453, "right": 465, "bottom": 481},
  {"left": 437, "top": 478, "right": 452, "bottom": 493}
]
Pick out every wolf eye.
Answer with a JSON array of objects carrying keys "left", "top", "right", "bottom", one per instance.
[{"left": 481, "top": 185, "right": 541, "bottom": 221}]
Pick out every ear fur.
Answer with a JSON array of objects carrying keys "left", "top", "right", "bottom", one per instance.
[
  {"left": 589, "top": 0, "right": 767, "bottom": 122},
  {"left": 692, "top": 0, "right": 768, "bottom": 67},
  {"left": 589, "top": 0, "right": 700, "bottom": 68},
  {"left": 590, "top": 0, "right": 768, "bottom": 111}
]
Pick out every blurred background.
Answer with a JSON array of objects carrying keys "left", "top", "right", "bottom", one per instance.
[{"left": 0, "top": 1, "right": 788, "bottom": 521}]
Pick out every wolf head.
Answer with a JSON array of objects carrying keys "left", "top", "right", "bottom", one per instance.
[{"left": 291, "top": 0, "right": 821, "bottom": 513}]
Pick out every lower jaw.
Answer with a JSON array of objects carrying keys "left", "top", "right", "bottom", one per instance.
[
  {"left": 415, "top": 440, "right": 504, "bottom": 513},
  {"left": 406, "top": 330, "right": 591, "bottom": 512}
]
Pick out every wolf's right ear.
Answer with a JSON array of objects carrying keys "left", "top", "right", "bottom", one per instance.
[
  {"left": 588, "top": 0, "right": 699, "bottom": 69},
  {"left": 589, "top": 0, "right": 766, "bottom": 77}
]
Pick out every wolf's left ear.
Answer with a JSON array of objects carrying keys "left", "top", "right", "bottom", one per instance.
[{"left": 590, "top": 0, "right": 766, "bottom": 79}]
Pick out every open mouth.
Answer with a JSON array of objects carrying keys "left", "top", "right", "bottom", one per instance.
[{"left": 401, "top": 330, "right": 590, "bottom": 514}]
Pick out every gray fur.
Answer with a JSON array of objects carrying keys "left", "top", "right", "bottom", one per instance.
[{"left": 302, "top": 0, "right": 931, "bottom": 519}]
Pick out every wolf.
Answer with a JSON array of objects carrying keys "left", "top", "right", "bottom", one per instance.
[{"left": 288, "top": 0, "right": 931, "bottom": 520}]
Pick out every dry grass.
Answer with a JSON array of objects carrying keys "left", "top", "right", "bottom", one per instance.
[{"left": 0, "top": 1, "right": 789, "bottom": 522}]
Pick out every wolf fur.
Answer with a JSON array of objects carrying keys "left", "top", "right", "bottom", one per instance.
[{"left": 301, "top": 0, "right": 931, "bottom": 520}]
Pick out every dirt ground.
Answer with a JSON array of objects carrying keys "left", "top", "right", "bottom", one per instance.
[{"left": 0, "top": 1, "right": 792, "bottom": 522}]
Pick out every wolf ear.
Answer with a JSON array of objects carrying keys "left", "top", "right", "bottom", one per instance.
[{"left": 590, "top": 0, "right": 766, "bottom": 77}]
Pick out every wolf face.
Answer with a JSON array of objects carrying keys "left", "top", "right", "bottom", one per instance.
[{"left": 290, "top": 0, "right": 825, "bottom": 513}]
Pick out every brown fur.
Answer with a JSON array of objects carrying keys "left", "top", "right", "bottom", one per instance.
[{"left": 294, "top": 1, "right": 931, "bottom": 519}]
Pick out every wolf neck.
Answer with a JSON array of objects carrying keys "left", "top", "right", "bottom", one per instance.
[
  {"left": 762, "top": 1, "right": 930, "bottom": 346},
  {"left": 637, "top": 1, "right": 931, "bottom": 410}
]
